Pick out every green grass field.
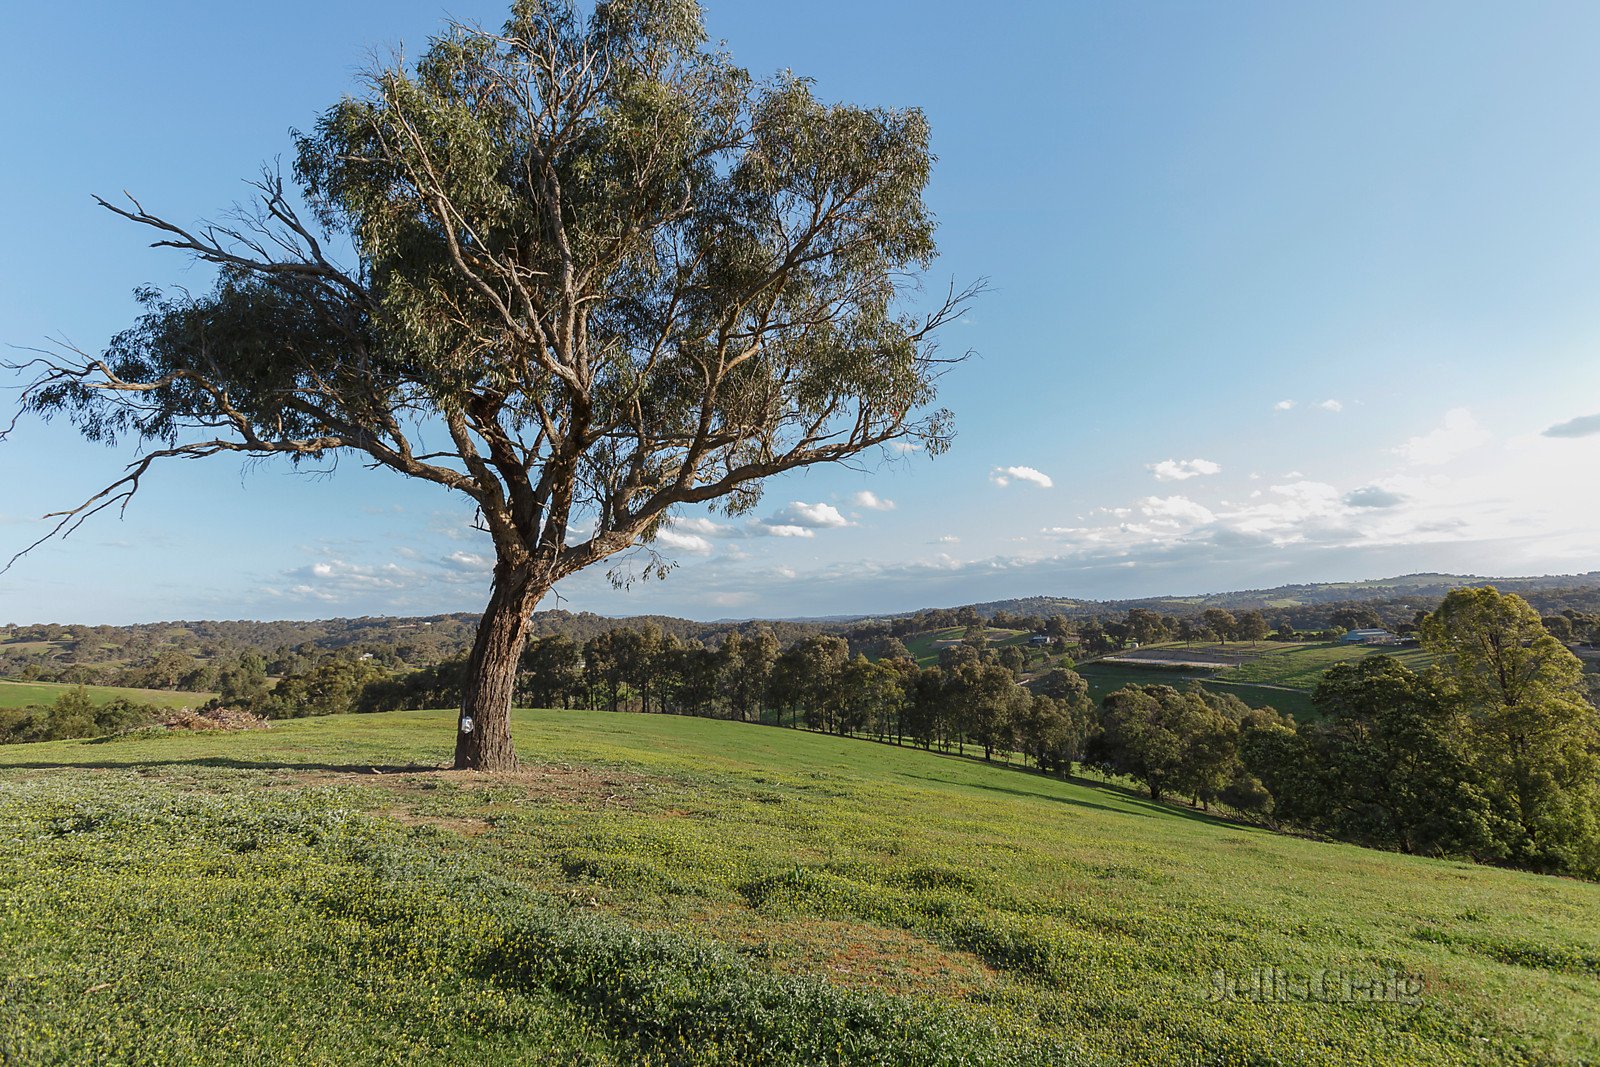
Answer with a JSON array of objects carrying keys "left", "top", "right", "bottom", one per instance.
[
  {"left": 903, "top": 627, "right": 1035, "bottom": 666},
  {"left": 1073, "top": 662, "right": 1319, "bottom": 719},
  {"left": 1221, "top": 642, "right": 1433, "bottom": 689},
  {"left": 0, "top": 678, "right": 213, "bottom": 711},
  {"left": 1076, "top": 641, "right": 1435, "bottom": 721},
  {"left": 1, "top": 708, "right": 1596, "bottom": 1064}
]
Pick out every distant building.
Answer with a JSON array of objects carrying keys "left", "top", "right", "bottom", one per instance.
[
  {"left": 1028, "top": 635, "right": 1051, "bottom": 646},
  {"left": 1340, "top": 628, "right": 1398, "bottom": 645}
]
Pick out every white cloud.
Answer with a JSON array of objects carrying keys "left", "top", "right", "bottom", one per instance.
[
  {"left": 654, "top": 528, "right": 714, "bottom": 555},
  {"left": 280, "top": 559, "right": 428, "bottom": 603},
  {"left": 769, "top": 501, "right": 850, "bottom": 528},
  {"left": 671, "top": 516, "right": 738, "bottom": 537},
  {"left": 1148, "top": 458, "right": 1222, "bottom": 482},
  {"left": 538, "top": 426, "right": 1600, "bottom": 621},
  {"left": 760, "top": 524, "right": 815, "bottom": 538},
  {"left": 1274, "top": 399, "right": 1296, "bottom": 411},
  {"left": 1318, "top": 399, "right": 1344, "bottom": 413},
  {"left": 1395, "top": 408, "right": 1489, "bottom": 465},
  {"left": 990, "top": 465, "right": 1054, "bottom": 489},
  {"left": 935, "top": 535, "right": 960, "bottom": 544},
  {"left": 442, "top": 551, "right": 492, "bottom": 572},
  {"left": 1139, "top": 495, "right": 1216, "bottom": 526},
  {"left": 851, "top": 490, "right": 896, "bottom": 511}
]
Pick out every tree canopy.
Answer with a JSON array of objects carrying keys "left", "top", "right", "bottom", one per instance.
[{"left": 2, "top": 0, "right": 975, "bottom": 769}]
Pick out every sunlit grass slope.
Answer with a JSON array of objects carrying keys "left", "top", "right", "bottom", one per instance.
[{"left": 1, "top": 709, "right": 1596, "bottom": 1065}]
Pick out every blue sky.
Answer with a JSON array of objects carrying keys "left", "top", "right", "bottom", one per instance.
[{"left": 4, "top": 1, "right": 1600, "bottom": 624}]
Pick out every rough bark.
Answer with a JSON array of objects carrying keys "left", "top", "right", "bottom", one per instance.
[{"left": 454, "top": 564, "right": 547, "bottom": 771}]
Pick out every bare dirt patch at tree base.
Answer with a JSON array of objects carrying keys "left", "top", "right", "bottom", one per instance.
[{"left": 159, "top": 707, "right": 272, "bottom": 731}]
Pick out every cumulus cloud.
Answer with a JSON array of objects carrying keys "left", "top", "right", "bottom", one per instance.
[
  {"left": 1318, "top": 399, "right": 1344, "bottom": 413},
  {"left": 279, "top": 559, "right": 427, "bottom": 604},
  {"left": 1139, "top": 495, "right": 1217, "bottom": 525},
  {"left": 1395, "top": 408, "right": 1489, "bottom": 465},
  {"left": 1148, "top": 458, "right": 1222, "bottom": 482},
  {"left": 851, "top": 490, "right": 896, "bottom": 511},
  {"left": 1274, "top": 400, "right": 1295, "bottom": 411},
  {"left": 671, "top": 516, "right": 739, "bottom": 537},
  {"left": 654, "top": 528, "right": 714, "bottom": 555},
  {"left": 442, "top": 551, "right": 492, "bottom": 572},
  {"left": 759, "top": 524, "right": 815, "bottom": 538},
  {"left": 935, "top": 535, "right": 960, "bottom": 544},
  {"left": 1344, "top": 485, "right": 1408, "bottom": 509},
  {"left": 1543, "top": 413, "right": 1600, "bottom": 439},
  {"left": 990, "top": 465, "right": 1054, "bottom": 489},
  {"left": 768, "top": 501, "right": 850, "bottom": 529}
]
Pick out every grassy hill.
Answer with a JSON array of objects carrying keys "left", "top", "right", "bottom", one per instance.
[
  {"left": 0, "top": 678, "right": 213, "bottom": 710},
  {"left": 1, "top": 709, "right": 1596, "bottom": 1064},
  {"left": 960, "top": 571, "right": 1600, "bottom": 619}
]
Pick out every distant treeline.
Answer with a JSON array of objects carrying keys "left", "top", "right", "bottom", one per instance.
[{"left": 5, "top": 582, "right": 1599, "bottom": 694}]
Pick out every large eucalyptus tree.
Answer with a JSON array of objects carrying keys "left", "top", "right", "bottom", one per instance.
[{"left": 2, "top": 0, "right": 973, "bottom": 770}]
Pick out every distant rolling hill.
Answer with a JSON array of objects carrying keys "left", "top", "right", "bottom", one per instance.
[{"left": 951, "top": 571, "right": 1600, "bottom": 620}]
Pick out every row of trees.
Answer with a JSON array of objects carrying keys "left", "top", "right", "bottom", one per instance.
[
  {"left": 9, "top": 594, "right": 1594, "bottom": 699},
  {"left": 265, "top": 625, "right": 1098, "bottom": 770}
]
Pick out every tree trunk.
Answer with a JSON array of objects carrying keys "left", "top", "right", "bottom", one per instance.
[{"left": 454, "top": 563, "right": 546, "bottom": 771}]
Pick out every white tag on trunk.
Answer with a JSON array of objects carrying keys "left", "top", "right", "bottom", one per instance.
[{"left": 461, "top": 715, "right": 475, "bottom": 734}]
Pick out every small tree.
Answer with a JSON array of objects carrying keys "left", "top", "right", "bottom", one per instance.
[
  {"left": 720, "top": 626, "right": 778, "bottom": 723},
  {"left": 1201, "top": 609, "right": 1237, "bottom": 646},
  {"left": 1233, "top": 610, "right": 1270, "bottom": 645},
  {"left": 1088, "top": 684, "right": 1238, "bottom": 805},
  {"left": 2, "top": 2, "right": 975, "bottom": 770}
]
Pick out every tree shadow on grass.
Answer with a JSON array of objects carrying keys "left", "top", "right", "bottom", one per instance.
[
  {"left": 858, "top": 737, "right": 1253, "bottom": 831},
  {"left": 896, "top": 768, "right": 1251, "bottom": 829},
  {"left": 6, "top": 730, "right": 1253, "bottom": 832},
  {"left": 0, "top": 756, "right": 447, "bottom": 775},
  {"left": 897, "top": 770, "right": 1158, "bottom": 819}
]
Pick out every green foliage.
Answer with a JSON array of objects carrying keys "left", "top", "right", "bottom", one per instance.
[
  {"left": 0, "top": 688, "right": 163, "bottom": 744},
  {"left": 257, "top": 656, "right": 392, "bottom": 718},
  {"left": 1232, "top": 590, "right": 1600, "bottom": 879},
  {"left": 355, "top": 659, "right": 470, "bottom": 714},
  {"left": 1088, "top": 685, "right": 1238, "bottom": 804},
  {"left": 1308, "top": 657, "right": 1497, "bottom": 857},
  {"left": 218, "top": 652, "right": 269, "bottom": 705},
  {"left": 1423, "top": 587, "right": 1600, "bottom": 875}
]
